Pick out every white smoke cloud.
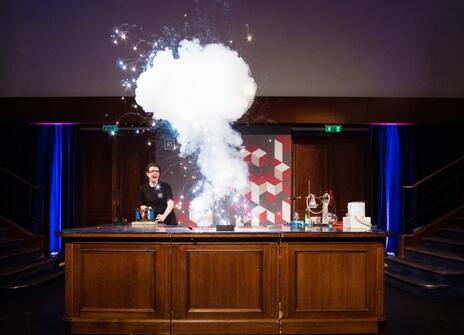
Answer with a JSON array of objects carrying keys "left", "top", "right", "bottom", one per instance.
[{"left": 135, "top": 39, "right": 257, "bottom": 226}]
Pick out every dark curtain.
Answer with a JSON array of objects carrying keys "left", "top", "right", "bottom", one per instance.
[
  {"left": 371, "top": 126, "right": 403, "bottom": 254},
  {"left": 34, "top": 125, "right": 78, "bottom": 253},
  {"left": 33, "top": 127, "right": 54, "bottom": 234},
  {"left": 62, "top": 125, "right": 79, "bottom": 229}
]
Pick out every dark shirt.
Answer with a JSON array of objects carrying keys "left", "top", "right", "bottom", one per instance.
[{"left": 139, "top": 182, "right": 177, "bottom": 225}]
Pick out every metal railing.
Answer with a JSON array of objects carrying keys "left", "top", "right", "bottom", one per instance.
[
  {"left": 0, "top": 166, "right": 46, "bottom": 234},
  {"left": 402, "top": 156, "right": 464, "bottom": 234}
]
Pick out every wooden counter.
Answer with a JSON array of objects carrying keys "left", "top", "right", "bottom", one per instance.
[{"left": 58, "top": 225, "right": 387, "bottom": 335}]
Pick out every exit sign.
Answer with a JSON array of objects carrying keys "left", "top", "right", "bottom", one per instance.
[
  {"left": 102, "top": 124, "right": 119, "bottom": 135},
  {"left": 325, "top": 124, "right": 342, "bottom": 133}
]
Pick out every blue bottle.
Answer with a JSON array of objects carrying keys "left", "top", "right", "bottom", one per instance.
[
  {"left": 148, "top": 207, "right": 155, "bottom": 221},
  {"left": 135, "top": 209, "right": 141, "bottom": 221}
]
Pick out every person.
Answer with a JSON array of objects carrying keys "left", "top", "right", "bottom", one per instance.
[{"left": 139, "top": 162, "right": 177, "bottom": 225}]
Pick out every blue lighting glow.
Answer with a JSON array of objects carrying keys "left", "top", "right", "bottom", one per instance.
[
  {"left": 49, "top": 126, "right": 63, "bottom": 254},
  {"left": 373, "top": 125, "right": 401, "bottom": 254}
]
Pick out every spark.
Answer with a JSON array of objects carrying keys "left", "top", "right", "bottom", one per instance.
[{"left": 245, "top": 23, "right": 254, "bottom": 43}]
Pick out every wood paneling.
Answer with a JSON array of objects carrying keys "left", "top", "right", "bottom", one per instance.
[
  {"left": 78, "top": 132, "right": 113, "bottom": 226},
  {"left": 3, "top": 97, "right": 464, "bottom": 125},
  {"left": 295, "top": 250, "right": 368, "bottom": 311},
  {"left": 0, "top": 97, "right": 138, "bottom": 124},
  {"left": 65, "top": 242, "right": 170, "bottom": 334},
  {"left": 241, "top": 97, "right": 464, "bottom": 125},
  {"left": 61, "top": 227, "right": 386, "bottom": 335},
  {"left": 292, "top": 131, "right": 371, "bottom": 219},
  {"left": 171, "top": 243, "right": 279, "bottom": 334},
  {"left": 280, "top": 242, "right": 384, "bottom": 334},
  {"left": 78, "top": 130, "right": 150, "bottom": 226},
  {"left": 80, "top": 251, "right": 155, "bottom": 311},
  {"left": 114, "top": 134, "right": 151, "bottom": 220},
  {"left": 186, "top": 251, "right": 262, "bottom": 310}
]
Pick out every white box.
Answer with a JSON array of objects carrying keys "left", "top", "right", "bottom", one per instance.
[{"left": 343, "top": 216, "right": 372, "bottom": 229}]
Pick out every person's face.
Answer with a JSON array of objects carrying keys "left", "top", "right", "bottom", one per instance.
[{"left": 146, "top": 166, "right": 160, "bottom": 183}]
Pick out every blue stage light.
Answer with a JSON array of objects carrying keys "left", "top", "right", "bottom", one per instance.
[
  {"left": 375, "top": 125, "right": 401, "bottom": 254},
  {"left": 49, "top": 126, "right": 63, "bottom": 254}
]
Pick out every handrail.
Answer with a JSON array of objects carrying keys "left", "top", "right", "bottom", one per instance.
[
  {"left": 0, "top": 165, "right": 45, "bottom": 189},
  {"left": 402, "top": 155, "right": 464, "bottom": 189},
  {"left": 401, "top": 155, "right": 464, "bottom": 234},
  {"left": 0, "top": 165, "right": 46, "bottom": 234}
]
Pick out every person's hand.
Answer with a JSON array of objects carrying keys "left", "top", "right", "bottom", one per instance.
[
  {"left": 156, "top": 213, "right": 167, "bottom": 223},
  {"left": 140, "top": 206, "right": 147, "bottom": 219}
]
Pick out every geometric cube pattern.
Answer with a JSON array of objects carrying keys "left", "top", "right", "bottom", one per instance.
[
  {"left": 158, "top": 133, "right": 292, "bottom": 226},
  {"left": 251, "top": 148, "right": 266, "bottom": 167},
  {"left": 243, "top": 135, "right": 292, "bottom": 225}
]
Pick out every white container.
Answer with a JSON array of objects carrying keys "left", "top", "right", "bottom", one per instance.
[
  {"left": 347, "top": 202, "right": 365, "bottom": 217},
  {"left": 343, "top": 216, "right": 371, "bottom": 229}
]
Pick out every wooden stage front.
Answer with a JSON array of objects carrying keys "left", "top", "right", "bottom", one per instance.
[{"left": 58, "top": 225, "right": 387, "bottom": 335}]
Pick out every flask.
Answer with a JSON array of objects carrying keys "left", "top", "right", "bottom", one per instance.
[
  {"left": 144, "top": 207, "right": 149, "bottom": 221},
  {"left": 304, "top": 209, "right": 311, "bottom": 226}
]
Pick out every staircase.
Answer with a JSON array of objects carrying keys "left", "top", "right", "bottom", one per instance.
[
  {"left": 0, "top": 166, "right": 64, "bottom": 289},
  {"left": 0, "top": 218, "right": 64, "bottom": 290},
  {"left": 386, "top": 210, "right": 464, "bottom": 297},
  {"left": 386, "top": 155, "right": 464, "bottom": 297}
]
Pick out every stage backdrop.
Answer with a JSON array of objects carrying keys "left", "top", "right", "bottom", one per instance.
[{"left": 156, "top": 133, "right": 291, "bottom": 226}]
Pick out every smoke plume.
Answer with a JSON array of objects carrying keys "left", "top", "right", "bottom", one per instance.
[{"left": 135, "top": 39, "right": 256, "bottom": 225}]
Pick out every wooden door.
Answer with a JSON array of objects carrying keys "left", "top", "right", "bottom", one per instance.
[
  {"left": 292, "top": 130, "right": 372, "bottom": 220},
  {"left": 78, "top": 130, "right": 151, "bottom": 226}
]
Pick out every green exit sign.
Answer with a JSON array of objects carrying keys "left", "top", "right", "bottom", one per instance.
[
  {"left": 102, "top": 125, "right": 119, "bottom": 135},
  {"left": 325, "top": 124, "right": 342, "bottom": 133}
]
